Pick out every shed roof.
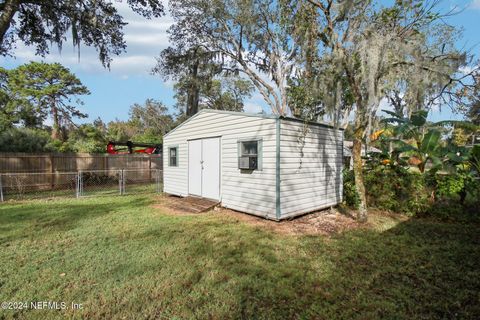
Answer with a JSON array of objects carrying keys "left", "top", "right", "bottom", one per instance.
[{"left": 164, "top": 109, "right": 343, "bottom": 138}]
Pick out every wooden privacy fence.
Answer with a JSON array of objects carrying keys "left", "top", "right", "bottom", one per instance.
[{"left": 0, "top": 152, "right": 163, "bottom": 173}]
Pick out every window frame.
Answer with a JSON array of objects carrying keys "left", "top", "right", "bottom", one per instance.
[
  {"left": 237, "top": 138, "right": 263, "bottom": 171},
  {"left": 168, "top": 146, "right": 179, "bottom": 167}
]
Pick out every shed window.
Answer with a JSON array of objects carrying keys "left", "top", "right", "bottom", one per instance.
[
  {"left": 238, "top": 139, "right": 263, "bottom": 171},
  {"left": 241, "top": 141, "right": 258, "bottom": 156},
  {"left": 169, "top": 147, "right": 178, "bottom": 167}
]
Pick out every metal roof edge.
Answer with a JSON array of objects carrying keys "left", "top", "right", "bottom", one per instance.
[
  {"left": 164, "top": 109, "right": 342, "bottom": 139},
  {"left": 200, "top": 109, "right": 279, "bottom": 120},
  {"left": 164, "top": 109, "right": 279, "bottom": 139},
  {"left": 279, "top": 116, "right": 344, "bottom": 131}
]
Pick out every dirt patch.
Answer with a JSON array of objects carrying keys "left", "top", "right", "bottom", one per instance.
[
  {"left": 152, "top": 195, "right": 409, "bottom": 236},
  {"left": 151, "top": 195, "right": 204, "bottom": 216},
  {"left": 216, "top": 207, "right": 362, "bottom": 236}
]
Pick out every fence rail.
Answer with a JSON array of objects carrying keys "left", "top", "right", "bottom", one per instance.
[{"left": 0, "top": 169, "right": 163, "bottom": 201}]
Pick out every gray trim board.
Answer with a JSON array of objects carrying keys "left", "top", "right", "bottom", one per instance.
[{"left": 275, "top": 118, "right": 281, "bottom": 220}]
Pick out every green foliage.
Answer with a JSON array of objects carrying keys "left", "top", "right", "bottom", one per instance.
[
  {"left": 364, "top": 167, "right": 430, "bottom": 216},
  {"left": 1, "top": 62, "right": 90, "bottom": 140},
  {"left": 382, "top": 109, "right": 479, "bottom": 173},
  {"left": 342, "top": 169, "right": 360, "bottom": 209},
  {"left": 0, "top": 0, "right": 164, "bottom": 67},
  {"left": 154, "top": 46, "right": 224, "bottom": 116},
  {"left": 0, "top": 127, "right": 54, "bottom": 152},
  {"left": 200, "top": 78, "right": 254, "bottom": 112},
  {"left": 106, "top": 99, "right": 173, "bottom": 144},
  {"left": 128, "top": 99, "right": 174, "bottom": 137},
  {"left": 434, "top": 174, "right": 465, "bottom": 199},
  {"left": 66, "top": 123, "right": 107, "bottom": 153}
]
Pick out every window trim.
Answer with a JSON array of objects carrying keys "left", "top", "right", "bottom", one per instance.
[
  {"left": 168, "top": 145, "right": 179, "bottom": 167},
  {"left": 237, "top": 138, "right": 263, "bottom": 171}
]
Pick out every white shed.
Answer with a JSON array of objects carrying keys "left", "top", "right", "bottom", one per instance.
[{"left": 163, "top": 109, "right": 344, "bottom": 220}]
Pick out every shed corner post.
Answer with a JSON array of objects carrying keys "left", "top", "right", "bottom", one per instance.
[{"left": 275, "top": 117, "right": 281, "bottom": 221}]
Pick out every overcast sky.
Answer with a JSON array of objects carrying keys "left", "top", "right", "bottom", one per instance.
[{"left": 0, "top": 0, "right": 479, "bottom": 124}]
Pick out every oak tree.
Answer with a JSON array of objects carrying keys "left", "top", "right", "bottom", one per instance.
[{"left": 0, "top": 0, "right": 164, "bottom": 67}]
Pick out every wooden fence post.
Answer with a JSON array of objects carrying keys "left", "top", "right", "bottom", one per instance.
[
  {"left": 104, "top": 155, "right": 108, "bottom": 171},
  {"left": 149, "top": 156, "right": 152, "bottom": 181},
  {"left": 50, "top": 154, "right": 54, "bottom": 190}
]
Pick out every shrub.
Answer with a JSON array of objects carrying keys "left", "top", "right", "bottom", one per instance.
[
  {"left": 434, "top": 173, "right": 465, "bottom": 199},
  {"left": 342, "top": 169, "right": 360, "bottom": 209},
  {"left": 0, "top": 127, "right": 55, "bottom": 152},
  {"left": 364, "top": 166, "right": 430, "bottom": 216}
]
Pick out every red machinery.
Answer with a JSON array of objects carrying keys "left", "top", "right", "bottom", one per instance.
[{"left": 106, "top": 141, "right": 162, "bottom": 155}]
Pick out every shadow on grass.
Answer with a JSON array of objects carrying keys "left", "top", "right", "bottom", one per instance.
[
  {"left": 0, "top": 197, "right": 154, "bottom": 244},
  {"left": 104, "top": 215, "right": 480, "bottom": 319},
  {"left": 0, "top": 198, "right": 478, "bottom": 319}
]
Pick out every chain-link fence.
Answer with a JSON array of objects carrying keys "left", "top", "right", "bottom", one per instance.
[{"left": 0, "top": 169, "right": 162, "bottom": 201}]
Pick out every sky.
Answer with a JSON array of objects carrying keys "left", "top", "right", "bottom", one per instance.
[{"left": 0, "top": 0, "right": 479, "bottom": 124}]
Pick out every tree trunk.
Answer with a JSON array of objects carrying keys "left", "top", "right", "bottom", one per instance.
[
  {"left": 0, "top": 0, "right": 20, "bottom": 45},
  {"left": 352, "top": 127, "right": 368, "bottom": 222},
  {"left": 51, "top": 103, "right": 60, "bottom": 140}
]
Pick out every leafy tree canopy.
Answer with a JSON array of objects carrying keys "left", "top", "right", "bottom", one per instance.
[
  {"left": 1, "top": 61, "right": 90, "bottom": 140},
  {"left": 0, "top": 127, "right": 54, "bottom": 152},
  {"left": 173, "top": 76, "right": 254, "bottom": 115},
  {"left": 107, "top": 99, "right": 174, "bottom": 144},
  {"left": 0, "top": 0, "right": 164, "bottom": 67}
]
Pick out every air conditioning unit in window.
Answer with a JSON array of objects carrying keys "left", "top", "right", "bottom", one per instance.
[{"left": 238, "top": 156, "right": 257, "bottom": 170}]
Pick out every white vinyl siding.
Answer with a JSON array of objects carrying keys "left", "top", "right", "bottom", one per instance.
[
  {"left": 279, "top": 119, "right": 343, "bottom": 218},
  {"left": 163, "top": 110, "right": 277, "bottom": 218},
  {"left": 163, "top": 110, "right": 343, "bottom": 220}
]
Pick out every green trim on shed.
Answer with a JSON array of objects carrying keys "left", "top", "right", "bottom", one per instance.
[{"left": 275, "top": 118, "right": 281, "bottom": 220}]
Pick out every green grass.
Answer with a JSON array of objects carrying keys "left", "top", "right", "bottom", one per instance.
[{"left": 0, "top": 195, "right": 479, "bottom": 319}]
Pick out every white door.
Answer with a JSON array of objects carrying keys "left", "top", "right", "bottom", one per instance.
[
  {"left": 188, "top": 137, "right": 220, "bottom": 200},
  {"left": 188, "top": 139, "right": 202, "bottom": 196},
  {"left": 201, "top": 137, "right": 220, "bottom": 200}
]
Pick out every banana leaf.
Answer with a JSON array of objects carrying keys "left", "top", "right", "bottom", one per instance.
[
  {"left": 420, "top": 129, "right": 441, "bottom": 153},
  {"left": 410, "top": 110, "right": 428, "bottom": 126}
]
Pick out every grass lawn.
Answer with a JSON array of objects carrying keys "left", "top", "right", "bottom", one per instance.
[{"left": 0, "top": 195, "right": 479, "bottom": 319}]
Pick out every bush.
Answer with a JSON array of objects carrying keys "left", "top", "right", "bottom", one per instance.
[
  {"left": 0, "top": 127, "right": 55, "bottom": 152},
  {"left": 343, "top": 166, "right": 479, "bottom": 218},
  {"left": 363, "top": 166, "right": 430, "bottom": 216},
  {"left": 434, "top": 173, "right": 465, "bottom": 199},
  {"left": 342, "top": 169, "right": 360, "bottom": 209},
  {"left": 432, "top": 172, "right": 480, "bottom": 203}
]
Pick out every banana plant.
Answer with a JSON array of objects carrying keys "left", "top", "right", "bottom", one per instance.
[
  {"left": 469, "top": 145, "right": 480, "bottom": 175},
  {"left": 390, "top": 129, "right": 443, "bottom": 173},
  {"left": 380, "top": 110, "right": 478, "bottom": 173}
]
